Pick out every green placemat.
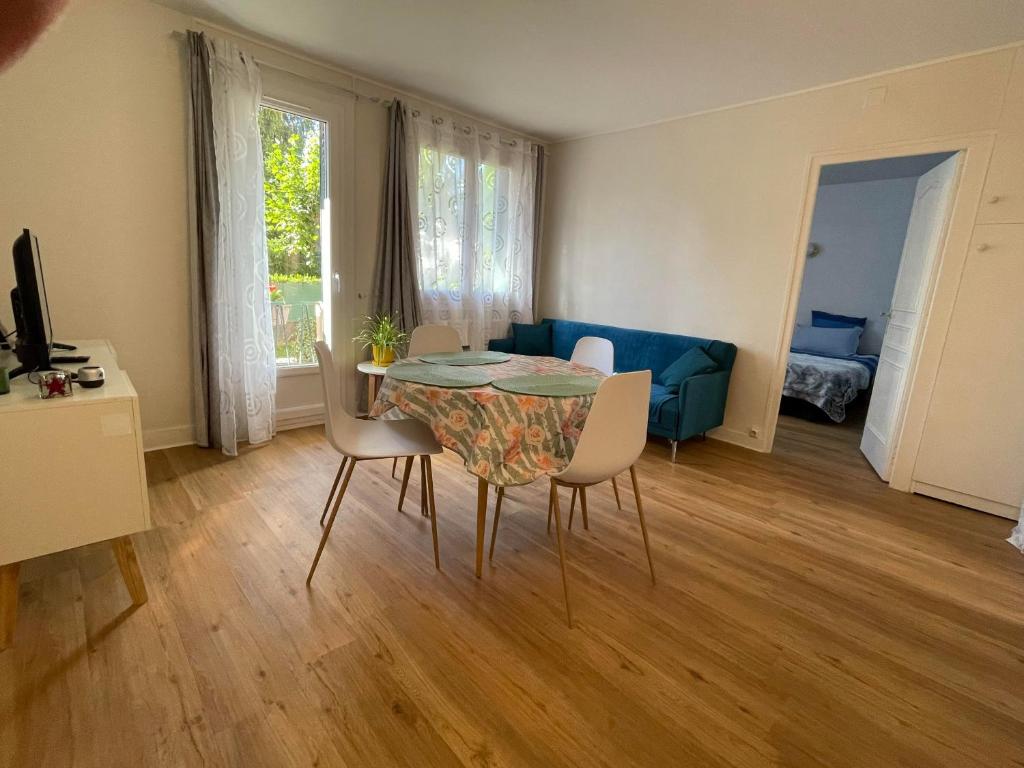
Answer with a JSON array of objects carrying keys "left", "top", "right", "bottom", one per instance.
[
  {"left": 417, "top": 350, "right": 512, "bottom": 366},
  {"left": 492, "top": 374, "right": 600, "bottom": 397},
  {"left": 387, "top": 362, "right": 493, "bottom": 388}
]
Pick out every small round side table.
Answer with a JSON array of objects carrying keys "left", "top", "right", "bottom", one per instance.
[{"left": 356, "top": 360, "right": 391, "bottom": 416}]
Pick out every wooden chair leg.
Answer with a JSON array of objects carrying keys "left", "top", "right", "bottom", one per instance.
[
  {"left": 568, "top": 487, "right": 578, "bottom": 530},
  {"left": 320, "top": 458, "right": 347, "bottom": 525},
  {"left": 392, "top": 457, "right": 398, "bottom": 479},
  {"left": 420, "top": 458, "right": 429, "bottom": 517},
  {"left": 397, "top": 456, "right": 414, "bottom": 512},
  {"left": 549, "top": 479, "right": 573, "bottom": 628},
  {"left": 489, "top": 486, "right": 505, "bottom": 561},
  {"left": 424, "top": 456, "right": 440, "bottom": 570},
  {"left": 579, "top": 486, "right": 589, "bottom": 531},
  {"left": 546, "top": 484, "right": 554, "bottom": 533},
  {"left": 307, "top": 460, "right": 357, "bottom": 584},
  {"left": 112, "top": 536, "right": 148, "bottom": 606},
  {"left": 629, "top": 465, "right": 656, "bottom": 585},
  {"left": 0, "top": 562, "right": 21, "bottom": 651},
  {"left": 475, "top": 478, "right": 488, "bottom": 578},
  {"left": 611, "top": 476, "right": 622, "bottom": 510}
]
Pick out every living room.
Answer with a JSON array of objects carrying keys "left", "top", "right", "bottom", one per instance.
[{"left": 1, "top": 1, "right": 1023, "bottom": 765}]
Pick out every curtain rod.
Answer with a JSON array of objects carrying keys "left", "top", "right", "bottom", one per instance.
[{"left": 182, "top": 24, "right": 546, "bottom": 148}]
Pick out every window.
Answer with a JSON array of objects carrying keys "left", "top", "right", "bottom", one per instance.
[
  {"left": 259, "top": 105, "right": 327, "bottom": 367},
  {"left": 409, "top": 116, "right": 538, "bottom": 350}
]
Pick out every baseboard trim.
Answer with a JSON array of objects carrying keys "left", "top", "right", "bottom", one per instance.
[
  {"left": 144, "top": 405, "right": 326, "bottom": 452},
  {"left": 911, "top": 481, "right": 1019, "bottom": 520},
  {"left": 143, "top": 424, "right": 195, "bottom": 452},
  {"left": 276, "top": 404, "right": 325, "bottom": 432}
]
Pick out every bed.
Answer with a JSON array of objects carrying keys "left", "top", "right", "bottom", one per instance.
[{"left": 783, "top": 351, "right": 878, "bottom": 422}]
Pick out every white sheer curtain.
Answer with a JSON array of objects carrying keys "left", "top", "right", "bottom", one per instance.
[
  {"left": 206, "top": 36, "right": 276, "bottom": 454},
  {"left": 407, "top": 112, "right": 537, "bottom": 350}
]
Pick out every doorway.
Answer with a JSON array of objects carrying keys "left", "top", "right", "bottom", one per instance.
[{"left": 775, "top": 151, "right": 961, "bottom": 481}]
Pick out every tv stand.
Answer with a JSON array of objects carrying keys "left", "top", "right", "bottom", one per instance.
[{"left": 0, "top": 339, "right": 150, "bottom": 651}]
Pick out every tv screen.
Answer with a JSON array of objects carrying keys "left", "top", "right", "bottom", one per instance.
[{"left": 10, "top": 228, "right": 52, "bottom": 375}]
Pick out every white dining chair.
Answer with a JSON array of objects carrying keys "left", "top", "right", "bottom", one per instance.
[
  {"left": 570, "top": 336, "right": 614, "bottom": 375},
  {"left": 407, "top": 324, "right": 463, "bottom": 357},
  {"left": 544, "top": 370, "right": 655, "bottom": 627},
  {"left": 388, "top": 324, "right": 464, "bottom": 481},
  {"left": 308, "top": 341, "right": 444, "bottom": 583},
  {"left": 568, "top": 336, "right": 623, "bottom": 513}
]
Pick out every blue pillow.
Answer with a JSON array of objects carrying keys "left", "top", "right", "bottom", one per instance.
[
  {"left": 791, "top": 325, "right": 862, "bottom": 357},
  {"left": 812, "top": 310, "right": 867, "bottom": 329},
  {"left": 658, "top": 347, "right": 717, "bottom": 390},
  {"left": 511, "top": 322, "right": 553, "bottom": 356}
]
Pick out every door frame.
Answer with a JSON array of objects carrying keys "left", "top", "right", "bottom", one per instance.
[{"left": 763, "top": 132, "right": 995, "bottom": 491}]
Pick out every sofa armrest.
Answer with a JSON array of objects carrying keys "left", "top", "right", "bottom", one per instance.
[
  {"left": 487, "top": 337, "right": 515, "bottom": 353},
  {"left": 676, "top": 369, "right": 731, "bottom": 439}
]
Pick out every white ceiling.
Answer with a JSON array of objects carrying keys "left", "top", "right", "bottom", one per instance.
[{"left": 158, "top": 0, "right": 1024, "bottom": 141}]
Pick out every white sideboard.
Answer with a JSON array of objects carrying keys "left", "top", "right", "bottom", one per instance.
[{"left": 0, "top": 339, "right": 149, "bottom": 649}]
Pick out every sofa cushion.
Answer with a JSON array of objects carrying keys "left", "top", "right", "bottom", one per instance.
[
  {"left": 648, "top": 382, "right": 676, "bottom": 422},
  {"left": 511, "top": 322, "right": 553, "bottom": 356},
  {"left": 651, "top": 386, "right": 680, "bottom": 431},
  {"left": 659, "top": 347, "right": 717, "bottom": 390},
  {"left": 544, "top": 318, "right": 736, "bottom": 379}
]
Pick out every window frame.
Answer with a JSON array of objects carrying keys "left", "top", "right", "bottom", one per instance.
[{"left": 258, "top": 67, "right": 355, "bottom": 392}]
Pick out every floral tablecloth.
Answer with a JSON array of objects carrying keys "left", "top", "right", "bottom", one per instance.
[{"left": 370, "top": 355, "right": 606, "bottom": 487}]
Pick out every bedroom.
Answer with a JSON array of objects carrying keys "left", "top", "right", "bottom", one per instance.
[{"left": 778, "top": 151, "right": 958, "bottom": 480}]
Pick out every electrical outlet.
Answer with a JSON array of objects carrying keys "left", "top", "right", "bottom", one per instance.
[{"left": 749, "top": 426, "right": 760, "bottom": 438}]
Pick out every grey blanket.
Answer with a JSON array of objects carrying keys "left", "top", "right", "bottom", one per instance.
[{"left": 783, "top": 352, "right": 872, "bottom": 422}]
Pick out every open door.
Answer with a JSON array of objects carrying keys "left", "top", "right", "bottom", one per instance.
[{"left": 860, "top": 154, "right": 960, "bottom": 479}]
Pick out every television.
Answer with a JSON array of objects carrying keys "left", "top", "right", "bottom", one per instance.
[{"left": 9, "top": 228, "right": 53, "bottom": 378}]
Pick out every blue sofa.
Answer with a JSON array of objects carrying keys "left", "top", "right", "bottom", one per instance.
[{"left": 488, "top": 319, "right": 737, "bottom": 460}]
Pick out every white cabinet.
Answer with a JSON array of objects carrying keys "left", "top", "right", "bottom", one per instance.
[
  {"left": 0, "top": 340, "right": 149, "bottom": 648},
  {"left": 911, "top": 226, "right": 1024, "bottom": 517},
  {"left": 977, "top": 48, "right": 1024, "bottom": 225}
]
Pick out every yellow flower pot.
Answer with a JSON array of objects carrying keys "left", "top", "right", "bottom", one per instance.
[{"left": 372, "top": 345, "right": 395, "bottom": 367}]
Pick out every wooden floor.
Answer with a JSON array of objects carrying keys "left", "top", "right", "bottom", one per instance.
[{"left": 2, "top": 425, "right": 1023, "bottom": 767}]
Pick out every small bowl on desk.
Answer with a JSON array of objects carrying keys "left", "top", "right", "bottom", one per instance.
[{"left": 76, "top": 366, "right": 105, "bottom": 389}]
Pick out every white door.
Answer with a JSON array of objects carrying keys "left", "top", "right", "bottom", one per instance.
[{"left": 860, "top": 154, "right": 960, "bottom": 480}]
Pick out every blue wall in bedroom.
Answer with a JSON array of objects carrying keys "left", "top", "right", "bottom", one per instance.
[{"left": 795, "top": 176, "right": 918, "bottom": 355}]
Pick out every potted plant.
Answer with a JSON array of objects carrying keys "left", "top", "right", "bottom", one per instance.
[{"left": 354, "top": 313, "right": 408, "bottom": 367}]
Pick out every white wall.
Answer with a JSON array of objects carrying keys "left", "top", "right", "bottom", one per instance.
[
  {"left": 0, "top": 0, "right": 527, "bottom": 449},
  {"left": 0, "top": 0, "right": 192, "bottom": 449},
  {"left": 540, "top": 44, "right": 1022, "bottom": 450},
  {"left": 795, "top": 177, "right": 917, "bottom": 354}
]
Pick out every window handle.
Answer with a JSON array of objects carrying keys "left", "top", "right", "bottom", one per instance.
[{"left": 333, "top": 273, "right": 342, "bottom": 294}]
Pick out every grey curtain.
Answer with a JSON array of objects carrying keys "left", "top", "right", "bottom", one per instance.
[
  {"left": 371, "top": 99, "right": 422, "bottom": 331},
  {"left": 531, "top": 146, "right": 546, "bottom": 321},
  {"left": 186, "top": 30, "right": 218, "bottom": 448}
]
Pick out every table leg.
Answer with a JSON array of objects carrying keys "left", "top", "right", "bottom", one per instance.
[
  {"left": 0, "top": 562, "right": 20, "bottom": 651},
  {"left": 367, "top": 374, "right": 378, "bottom": 416},
  {"left": 112, "top": 536, "right": 148, "bottom": 606},
  {"left": 475, "top": 477, "right": 489, "bottom": 578}
]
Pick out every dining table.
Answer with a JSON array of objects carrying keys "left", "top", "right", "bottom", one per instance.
[{"left": 369, "top": 353, "right": 608, "bottom": 577}]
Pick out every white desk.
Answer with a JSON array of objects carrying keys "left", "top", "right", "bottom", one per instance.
[{"left": 0, "top": 340, "right": 149, "bottom": 649}]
